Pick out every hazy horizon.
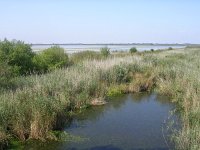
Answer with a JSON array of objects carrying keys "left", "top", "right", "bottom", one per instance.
[
  {"left": 30, "top": 43, "right": 189, "bottom": 45},
  {"left": 0, "top": 0, "right": 199, "bottom": 44}
]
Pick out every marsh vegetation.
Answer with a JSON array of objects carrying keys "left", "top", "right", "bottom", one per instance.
[{"left": 0, "top": 39, "right": 200, "bottom": 149}]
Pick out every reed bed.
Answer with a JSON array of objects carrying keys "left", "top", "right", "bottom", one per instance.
[{"left": 0, "top": 48, "right": 200, "bottom": 149}]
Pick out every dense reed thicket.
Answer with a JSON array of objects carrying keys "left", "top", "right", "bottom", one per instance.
[
  {"left": 155, "top": 49, "right": 200, "bottom": 150},
  {"left": 0, "top": 45, "right": 200, "bottom": 149}
]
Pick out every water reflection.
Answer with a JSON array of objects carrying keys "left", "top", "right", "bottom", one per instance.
[{"left": 63, "top": 93, "right": 175, "bottom": 150}]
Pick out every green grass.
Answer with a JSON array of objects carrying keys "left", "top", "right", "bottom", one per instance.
[
  {"left": 0, "top": 48, "right": 200, "bottom": 149},
  {"left": 70, "top": 51, "right": 102, "bottom": 63}
]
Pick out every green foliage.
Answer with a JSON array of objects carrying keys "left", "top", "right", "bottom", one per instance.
[
  {"left": 168, "top": 47, "right": 173, "bottom": 50},
  {"left": 100, "top": 64, "right": 131, "bottom": 84},
  {"left": 33, "top": 46, "right": 69, "bottom": 72},
  {"left": 129, "top": 47, "right": 137, "bottom": 53},
  {"left": 107, "top": 85, "right": 127, "bottom": 97},
  {"left": 100, "top": 47, "right": 110, "bottom": 57},
  {"left": 0, "top": 62, "right": 14, "bottom": 88},
  {"left": 151, "top": 49, "right": 154, "bottom": 52},
  {"left": 71, "top": 51, "right": 102, "bottom": 63},
  {"left": 0, "top": 39, "right": 35, "bottom": 75},
  {"left": 113, "top": 65, "right": 131, "bottom": 83},
  {"left": 0, "top": 40, "right": 70, "bottom": 77}
]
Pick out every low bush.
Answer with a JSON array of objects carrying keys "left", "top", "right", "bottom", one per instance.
[
  {"left": 0, "top": 39, "right": 35, "bottom": 75},
  {"left": 33, "top": 46, "right": 69, "bottom": 72},
  {"left": 151, "top": 49, "right": 154, "bottom": 52},
  {"left": 100, "top": 47, "right": 110, "bottom": 57},
  {"left": 129, "top": 47, "right": 137, "bottom": 53},
  {"left": 168, "top": 47, "right": 173, "bottom": 50}
]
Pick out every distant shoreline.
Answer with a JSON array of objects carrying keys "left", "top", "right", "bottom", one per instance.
[{"left": 30, "top": 43, "right": 189, "bottom": 46}]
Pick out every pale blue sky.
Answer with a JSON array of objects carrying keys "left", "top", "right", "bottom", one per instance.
[{"left": 0, "top": 0, "right": 199, "bottom": 43}]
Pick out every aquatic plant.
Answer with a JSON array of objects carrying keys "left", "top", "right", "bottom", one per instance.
[{"left": 107, "top": 84, "right": 127, "bottom": 97}]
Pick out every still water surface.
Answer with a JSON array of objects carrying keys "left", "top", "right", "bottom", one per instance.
[
  {"left": 24, "top": 93, "right": 176, "bottom": 150},
  {"left": 32, "top": 44, "right": 185, "bottom": 53}
]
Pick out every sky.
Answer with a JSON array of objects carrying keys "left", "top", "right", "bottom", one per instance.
[{"left": 0, "top": 0, "right": 200, "bottom": 44}]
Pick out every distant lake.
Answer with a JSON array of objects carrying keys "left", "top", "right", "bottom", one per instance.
[{"left": 32, "top": 44, "right": 186, "bottom": 53}]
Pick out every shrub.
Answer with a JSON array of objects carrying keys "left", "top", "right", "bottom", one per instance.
[
  {"left": 113, "top": 65, "right": 131, "bottom": 83},
  {"left": 129, "top": 47, "right": 137, "bottom": 53},
  {"left": 100, "top": 47, "right": 110, "bottom": 57},
  {"left": 168, "top": 47, "right": 173, "bottom": 50},
  {"left": 151, "top": 49, "right": 154, "bottom": 52},
  {"left": 33, "top": 46, "right": 69, "bottom": 72},
  {"left": 0, "top": 39, "right": 35, "bottom": 75}
]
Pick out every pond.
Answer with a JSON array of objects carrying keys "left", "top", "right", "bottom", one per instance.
[{"left": 22, "top": 93, "right": 177, "bottom": 150}]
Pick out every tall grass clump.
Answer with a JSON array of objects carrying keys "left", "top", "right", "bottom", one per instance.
[
  {"left": 154, "top": 50, "right": 200, "bottom": 150},
  {"left": 70, "top": 51, "right": 102, "bottom": 63}
]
